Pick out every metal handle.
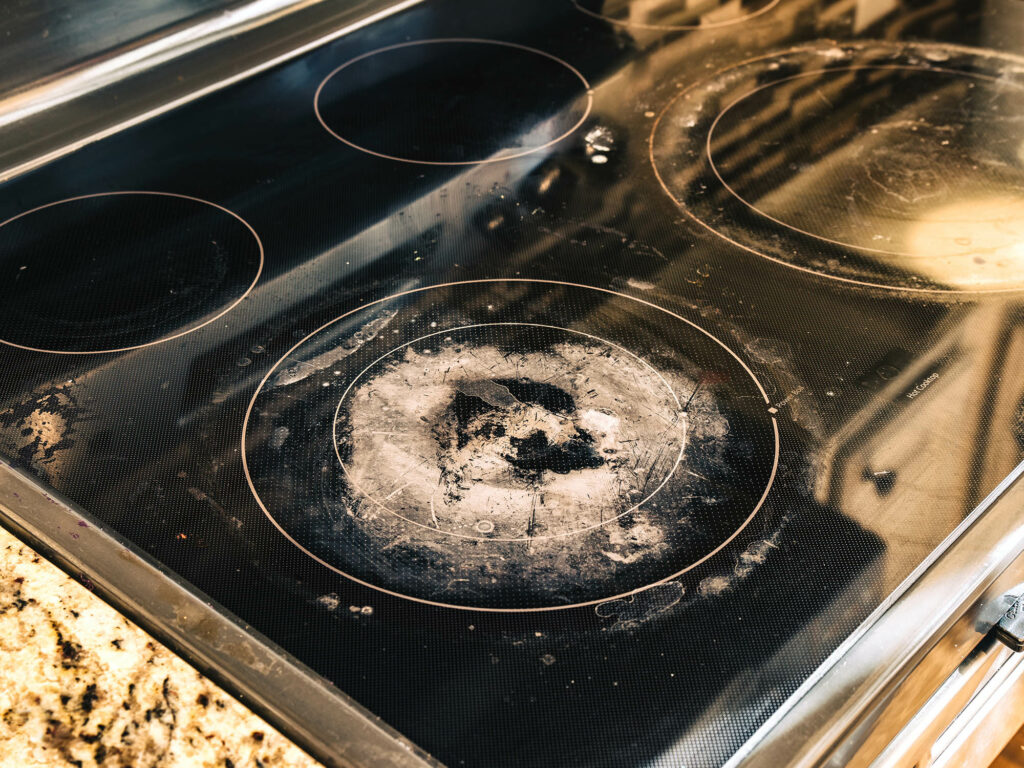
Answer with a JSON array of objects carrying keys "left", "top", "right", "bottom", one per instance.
[
  {"left": 870, "top": 634, "right": 1012, "bottom": 767},
  {"left": 995, "top": 591, "right": 1024, "bottom": 651}
]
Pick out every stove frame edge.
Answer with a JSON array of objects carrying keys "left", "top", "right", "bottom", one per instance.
[
  {"left": 729, "top": 457, "right": 1024, "bottom": 767},
  {"left": 0, "top": 0, "right": 424, "bottom": 184},
  {"left": 0, "top": 458, "right": 442, "bottom": 768}
]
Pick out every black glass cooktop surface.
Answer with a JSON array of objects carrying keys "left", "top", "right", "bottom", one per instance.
[{"left": 2, "top": 0, "right": 1024, "bottom": 766}]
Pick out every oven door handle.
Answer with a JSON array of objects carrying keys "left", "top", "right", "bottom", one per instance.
[{"left": 870, "top": 633, "right": 1013, "bottom": 767}]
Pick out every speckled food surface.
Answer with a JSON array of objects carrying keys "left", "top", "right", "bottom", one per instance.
[{"left": 0, "top": 526, "right": 322, "bottom": 768}]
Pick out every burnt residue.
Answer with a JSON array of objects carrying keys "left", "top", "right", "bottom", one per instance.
[
  {"left": 248, "top": 284, "right": 779, "bottom": 611},
  {"left": 0, "top": 384, "right": 80, "bottom": 475},
  {"left": 80, "top": 683, "right": 100, "bottom": 714},
  {"left": 446, "top": 389, "right": 506, "bottom": 449},
  {"left": 315, "top": 326, "right": 775, "bottom": 609},
  {"left": 497, "top": 378, "right": 575, "bottom": 415},
  {"left": 440, "top": 378, "right": 604, "bottom": 478},
  {"left": 505, "top": 427, "right": 603, "bottom": 475},
  {"left": 594, "top": 582, "right": 686, "bottom": 630}
]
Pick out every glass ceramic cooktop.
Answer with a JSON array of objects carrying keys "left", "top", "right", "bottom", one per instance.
[{"left": 1, "top": 0, "right": 1022, "bottom": 765}]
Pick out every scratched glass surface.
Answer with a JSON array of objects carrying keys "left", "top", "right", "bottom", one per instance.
[{"left": 0, "top": 0, "right": 1022, "bottom": 766}]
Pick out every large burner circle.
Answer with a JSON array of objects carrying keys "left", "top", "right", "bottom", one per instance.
[
  {"left": 242, "top": 280, "right": 778, "bottom": 611},
  {"left": 651, "top": 43, "right": 1024, "bottom": 293}
]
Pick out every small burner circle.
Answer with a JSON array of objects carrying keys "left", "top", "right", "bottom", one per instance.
[
  {"left": 0, "top": 191, "right": 263, "bottom": 354},
  {"left": 572, "top": 0, "right": 781, "bottom": 30},
  {"left": 242, "top": 280, "right": 780, "bottom": 612},
  {"left": 313, "top": 38, "right": 593, "bottom": 166},
  {"left": 651, "top": 43, "right": 1024, "bottom": 294},
  {"left": 332, "top": 323, "right": 687, "bottom": 542}
]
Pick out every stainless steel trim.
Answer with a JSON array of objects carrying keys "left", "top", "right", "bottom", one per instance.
[
  {"left": 0, "top": 0, "right": 424, "bottom": 182},
  {"left": 872, "top": 634, "right": 1024, "bottom": 767},
  {"left": 0, "top": 459, "right": 440, "bottom": 768},
  {"left": 729, "top": 459, "right": 1024, "bottom": 767},
  {"left": 870, "top": 635, "right": 1012, "bottom": 767},
  {"left": 0, "top": 0, "right": 324, "bottom": 129},
  {"left": 930, "top": 644, "right": 1024, "bottom": 767}
]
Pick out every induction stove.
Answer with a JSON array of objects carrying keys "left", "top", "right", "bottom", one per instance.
[{"left": 1, "top": 1, "right": 1023, "bottom": 767}]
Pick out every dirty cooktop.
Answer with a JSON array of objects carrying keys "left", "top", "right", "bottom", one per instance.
[{"left": 1, "top": 0, "right": 1023, "bottom": 766}]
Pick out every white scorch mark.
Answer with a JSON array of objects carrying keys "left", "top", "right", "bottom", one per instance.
[
  {"left": 335, "top": 326, "right": 688, "bottom": 542},
  {"left": 322, "top": 324, "right": 732, "bottom": 606}
]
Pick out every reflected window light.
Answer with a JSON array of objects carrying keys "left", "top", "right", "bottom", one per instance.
[{"left": 903, "top": 196, "right": 1024, "bottom": 289}]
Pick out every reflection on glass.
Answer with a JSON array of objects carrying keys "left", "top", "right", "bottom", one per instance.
[
  {"left": 818, "top": 301, "right": 1024, "bottom": 584},
  {"left": 652, "top": 43, "right": 1024, "bottom": 292},
  {"left": 573, "top": 0, "right": 779, "bottom": 29},
  {"left": 905, "top": 197, "right": 1024, "bottom": 289},
  {"left": 713, "top": 68, "right": 1024, "bottom": 289}
]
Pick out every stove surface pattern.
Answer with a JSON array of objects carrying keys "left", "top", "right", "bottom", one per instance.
[{"left": 0, "top": 0, "right": 1021, "bottom": 766}]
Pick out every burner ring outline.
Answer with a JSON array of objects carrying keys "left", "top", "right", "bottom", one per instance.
[
  {"left": 331, "top": 322, "right": 689, "bottom": 542},
  {"left": 650, "top": 43, "right": 1024, "bottom": 294},
  {"left": 313, "top": 38, "right": 594, "bottom": 166},
  {"left": 0, "top": 190, "right": 264, "bottom": 354},
  {"left": 242, "top": 279, "right": 780, "bottom": 613},
  {"left": 707, "top": 65, "right": 1022, "bottom": 258}
]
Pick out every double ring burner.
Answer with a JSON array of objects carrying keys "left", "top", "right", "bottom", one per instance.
[
  {"left": 651, "top": 43, "right": 1024, "bottom": 293},
  {"left": 243, "top": 280, "right": 779, "bottom": 612}
]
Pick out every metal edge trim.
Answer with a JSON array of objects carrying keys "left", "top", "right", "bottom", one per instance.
[
  {"left": 0, "top": 459, "right": 442, "bottom": 768},
  {"left": 0, "top": 0, "right": 425, "bottom": 183},
  {"left": 726, "top": 457, "right": 1024, "bottom": 767},
  {"left": 0, "top": 0, "right": 323, "bottom": 128}
]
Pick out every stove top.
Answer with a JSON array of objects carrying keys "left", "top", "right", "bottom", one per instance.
[{"left": 1, "top": 1, "right": 1023, "bottom": 766}]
